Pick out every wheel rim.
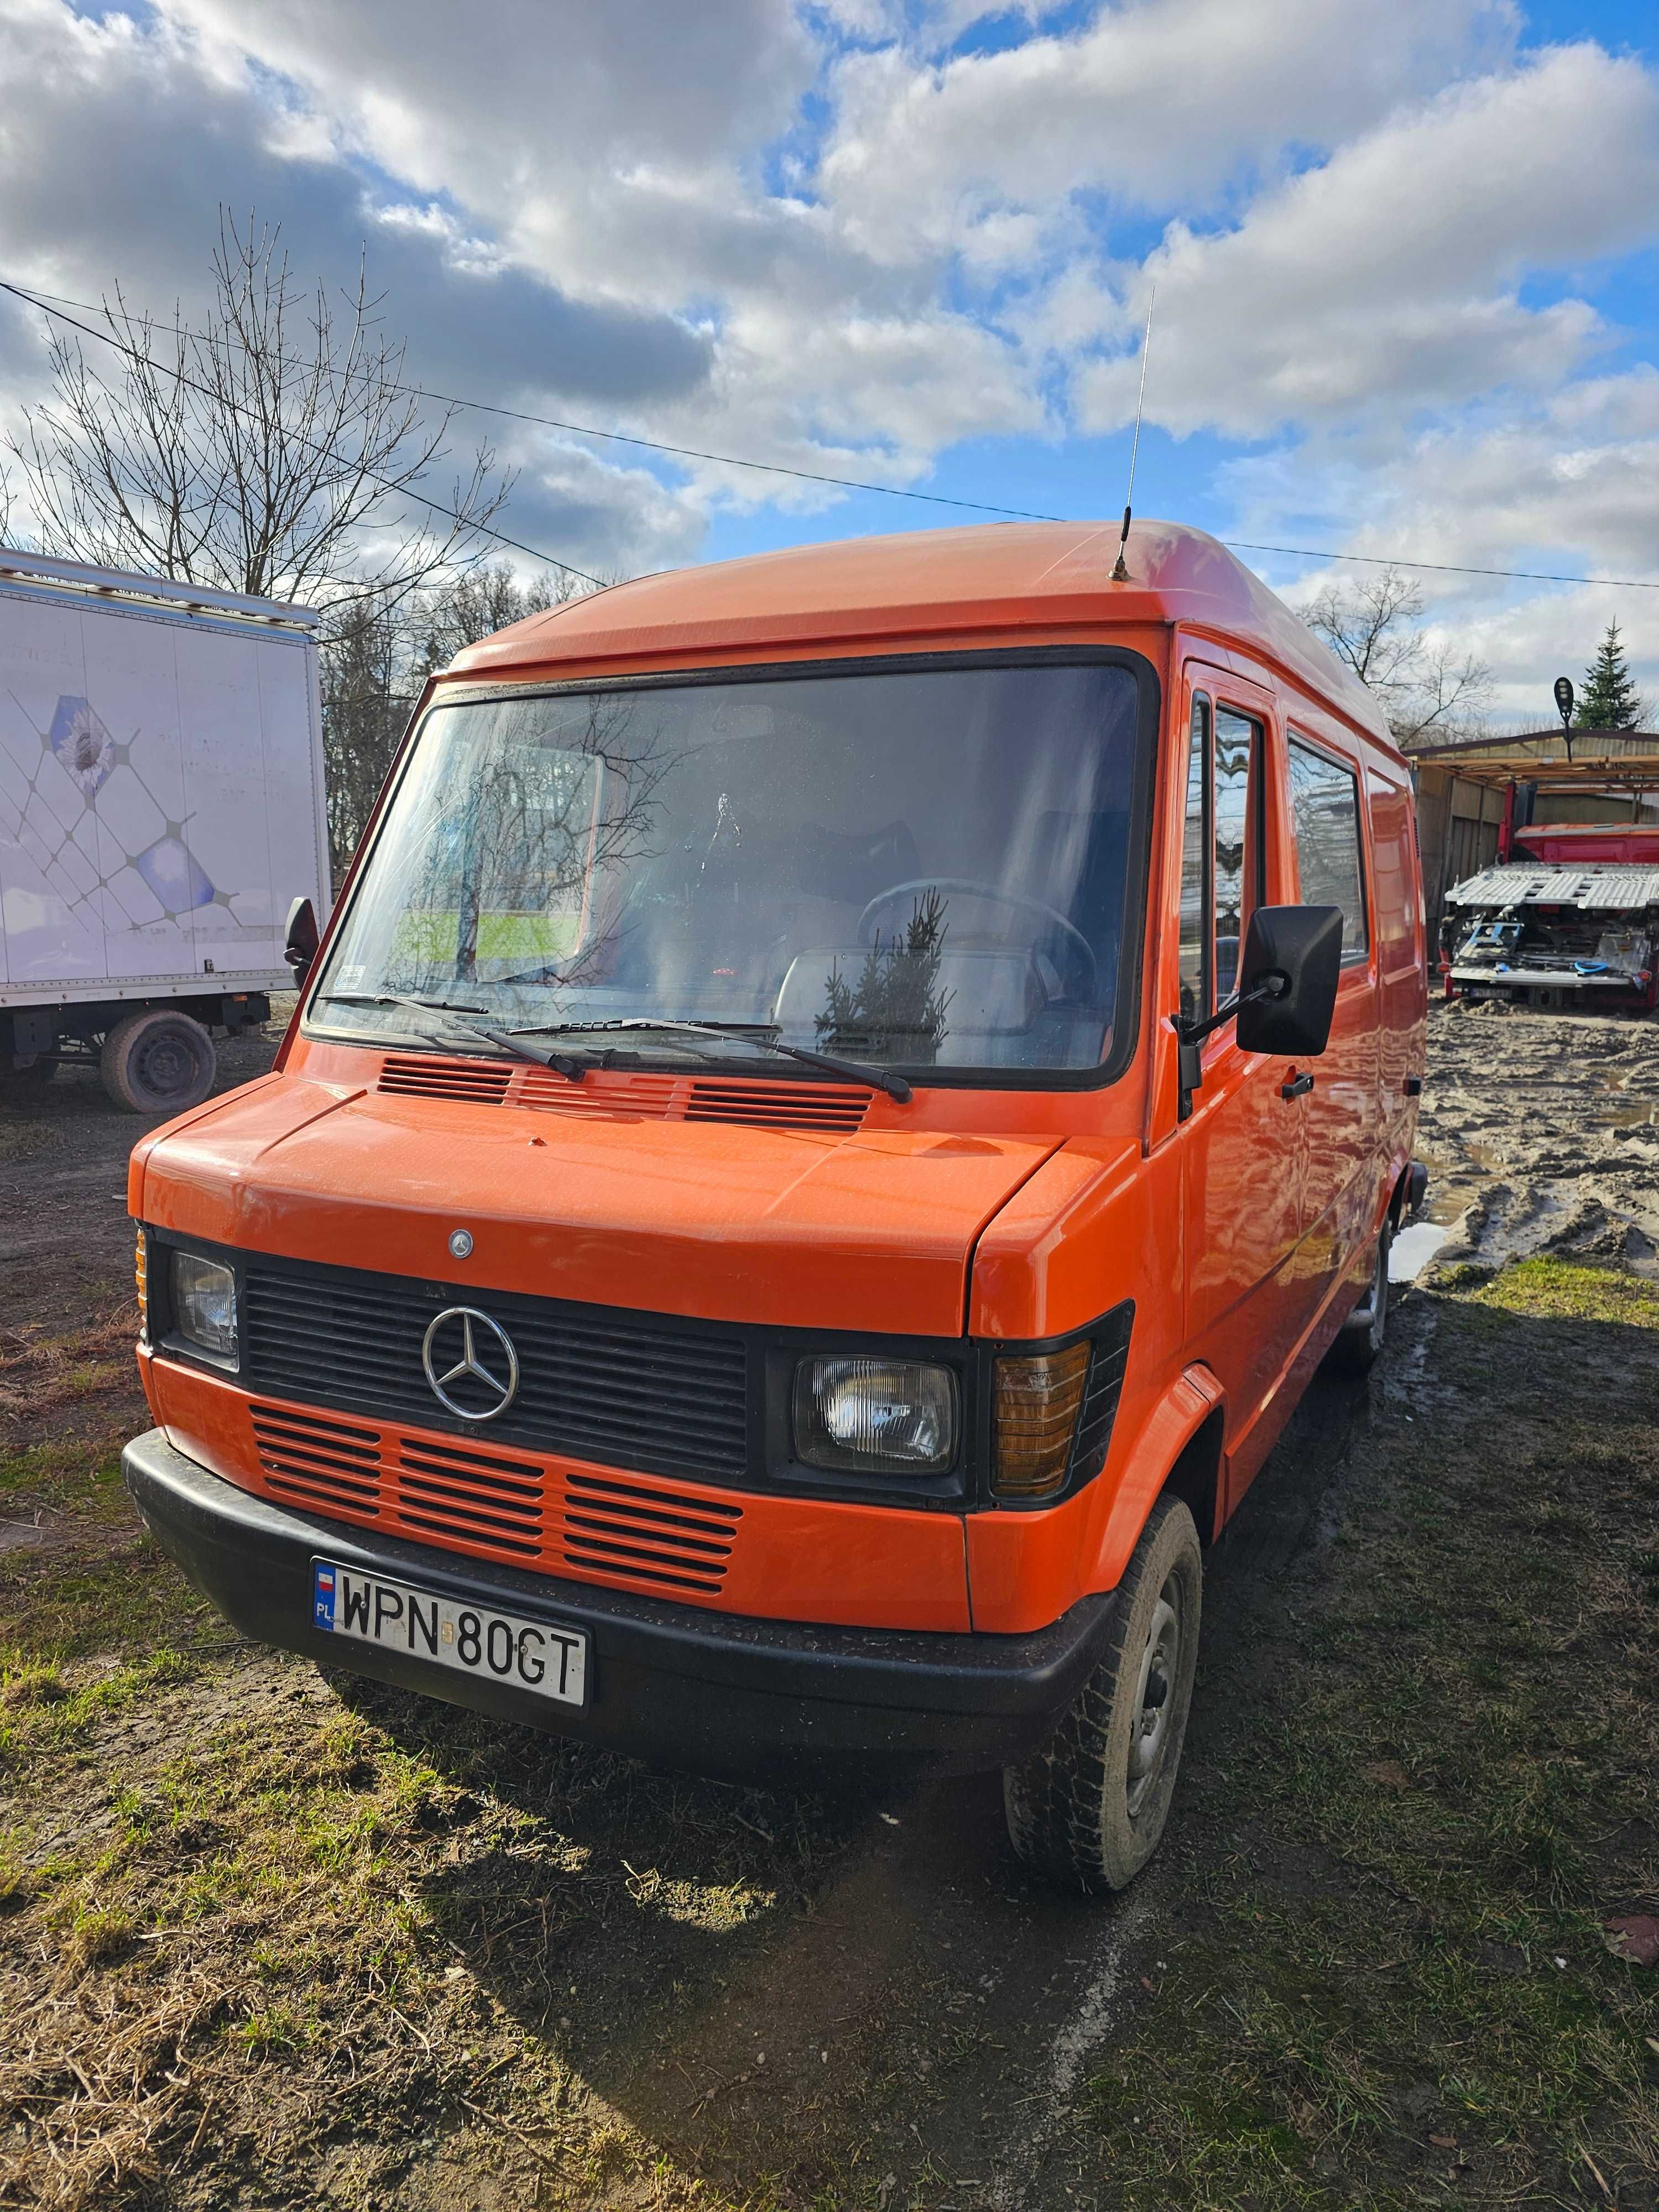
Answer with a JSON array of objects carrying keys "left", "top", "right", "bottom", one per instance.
[
  {"left": 1126, "top": 1578, "right": 1182, "bottom": 1820},
  {"left": 135, "top": 1031, "right": 201, "bottom": 1102}
]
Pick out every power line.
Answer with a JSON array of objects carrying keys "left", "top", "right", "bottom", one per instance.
[
  {"left": 1223, "top": 537, "right": 1659, "bottom": 593},
  {"left": 7, "top": 275, "right": 1659, "bottom": 596},
  {"left": 401, "top": 385, "right": 1062, "bottom": 519},
  {"left": 0, "top": 276, "right": 607, "bottom": 586},
  {"left": 6, "top": 279, "right": 1061, "bottom": 521}
]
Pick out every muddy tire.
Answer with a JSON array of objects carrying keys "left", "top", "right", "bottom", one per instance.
[
  {"left": 1003, "top": 1496, "right": 1202, "bottom": 1893},
  {"left": 1326, "top": 1220, "right": 1391, "bottom": 1376},
  {"left": 100, "top": 1009, "right": 216, "bottom": 1115}
]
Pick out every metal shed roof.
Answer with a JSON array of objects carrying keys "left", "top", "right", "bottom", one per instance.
[{"left": 1446, "top": 863, "right": 1659, "bottom": 911}]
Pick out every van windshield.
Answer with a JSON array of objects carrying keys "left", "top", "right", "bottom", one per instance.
[{"left": 307, "top": 661, "right": 1145, "bottom": 1079}]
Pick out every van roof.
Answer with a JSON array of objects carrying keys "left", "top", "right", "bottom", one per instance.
[{"left": 446, "top": 519, "right": 1395, "bottom": 748}]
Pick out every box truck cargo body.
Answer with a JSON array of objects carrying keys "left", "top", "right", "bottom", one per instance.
[{"left": 0, "top": 550, "right": 329, "bottom": 1110}]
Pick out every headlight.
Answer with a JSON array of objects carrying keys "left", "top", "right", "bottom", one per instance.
[
  {"left": 171, "top": 1253, "right": 238, "bottom": 1362},
  {"left": 794, "top": 1356, "right": 956, "bottom": 1474}
]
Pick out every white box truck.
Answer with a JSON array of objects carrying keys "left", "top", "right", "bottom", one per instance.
[{"left": 0, "top": 549, "right": 328, "bottom": 1113}]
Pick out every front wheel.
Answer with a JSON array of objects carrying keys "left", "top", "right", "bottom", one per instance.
[{"left": 1003, "top": 1496, "right": 1202, "bottom": 1893}]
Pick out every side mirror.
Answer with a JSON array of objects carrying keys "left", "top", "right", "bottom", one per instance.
[
  {"left": 1235, "top": 904, "right": 1343, "bottom": 1058},
  {"left": 284, "top": 895, "right": 320, "bottom": 987}
]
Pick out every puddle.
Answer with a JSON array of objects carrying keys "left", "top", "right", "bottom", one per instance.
[{"left": 1390, "top": 1222, "right": 1451, "bottom": 1281}]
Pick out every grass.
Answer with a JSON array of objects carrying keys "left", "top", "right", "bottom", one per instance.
[
  {"left": 1076, "top": 1259, "right": 1659, "bottom": 2210},
  {"left": 0, "top": 1258, "right": 1655, "bottom": 2209}
]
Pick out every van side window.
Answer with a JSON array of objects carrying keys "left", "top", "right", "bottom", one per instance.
[
  {"left": 1287, "top": 736, "right": 1369, "bottom": 958},
  {"left": 1212, "top": 706, "right": 1262, "bottom": 1001},
  {"left": 1178, "top": 696, "right": 1210, "bottom": 1020}
]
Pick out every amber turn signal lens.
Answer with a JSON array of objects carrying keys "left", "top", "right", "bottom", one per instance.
[
  {"left": 992, "top": 1340, "right": 1091, "bottom": 1501},
  {"left": 134, "top": 1228, "right": 148, "bottom": 1339}
]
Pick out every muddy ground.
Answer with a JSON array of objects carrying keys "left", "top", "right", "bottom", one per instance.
[
  {"left": 1, "top": 1005, "right": 1656, "bottom": 2211},
  {"left": 1419, "top": 998, "right": 1659, "bottom": 1276}
]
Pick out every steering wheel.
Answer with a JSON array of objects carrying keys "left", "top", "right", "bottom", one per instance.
[{"left": 856, "top": 878, "right": 1098, "bottom": 999}]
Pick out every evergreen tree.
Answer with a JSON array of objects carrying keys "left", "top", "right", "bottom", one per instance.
[{"left": 1574, "top": 619, "right": 1647, "bottom": 729}]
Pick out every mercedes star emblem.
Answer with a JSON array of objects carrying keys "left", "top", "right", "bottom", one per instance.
[{"left": 421, "top": 1306, "right": 519, "bottom": 1421}]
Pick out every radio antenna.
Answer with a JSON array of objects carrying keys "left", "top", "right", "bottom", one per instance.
[{"left": 1111, "top": 283, "right": 1156, "bottom": 582}]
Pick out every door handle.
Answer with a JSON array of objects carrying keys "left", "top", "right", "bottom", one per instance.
[{"left": 1281, "top": 1072, "right": 1314, "bottom": 1100}]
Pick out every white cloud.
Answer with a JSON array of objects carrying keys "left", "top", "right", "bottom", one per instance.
[
  {"left": 0, "top": 0, "right": 1654, "bottom": 653},
  {"left": 1074, "top": 43, "right": 1659, "bottom": 440},
  {"left": 817, "top": 0, "right": 1514, "bottom": 263}
]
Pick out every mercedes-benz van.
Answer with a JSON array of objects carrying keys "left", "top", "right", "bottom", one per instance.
[{"left": 123, "top": 521, "right": 1427, "bottom": 1890}]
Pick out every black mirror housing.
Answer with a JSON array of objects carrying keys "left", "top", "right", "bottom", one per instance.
[
  {"left": 284, "top": 895, "right": 320, "bottom": 985},
  {"left": 1235, "top": 904, "right": 1343, "bottom": 1058}
]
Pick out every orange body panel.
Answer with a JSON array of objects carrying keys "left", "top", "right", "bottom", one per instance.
[
  {"left": 143, "top": 1354, "right": 971, "bottom": 1632},
  {"left": 131, "top": 1063, "right": 1061, "bottom": 1338},
  {"left": 133, "top": 521, "right": 1425, "bottom": 1657}
]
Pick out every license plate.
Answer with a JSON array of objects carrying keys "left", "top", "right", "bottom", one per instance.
[{"left": 311, "top": 1559, "right": 588, "bottom": 1707}]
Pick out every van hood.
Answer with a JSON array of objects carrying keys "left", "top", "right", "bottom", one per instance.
[{"left": 131, "top": 1076, "right": 1063, "bottom": 1336}]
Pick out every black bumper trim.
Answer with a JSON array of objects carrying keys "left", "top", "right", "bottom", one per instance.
[{"left": 124, "top": 1431, "right": 1116, "bottom": 1780}]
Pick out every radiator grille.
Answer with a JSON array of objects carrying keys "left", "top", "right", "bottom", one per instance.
[
  {"left": 557, "top": 1468, "right": 740, "bottom": 1595},
  {"left": 394, "top": 1436, "right": 544, "bottom": 1558},
  {"left": 252, "top": 1405, "right": 382, "bottom": 1516},
  {"left": 373, "top": 1054, "right": 873, "bottom": 1133},
  {"left": 240, "top": 1256, "right": 750, "bottom": 1484},
  {"left": 247, "top": 1403, "right": 743, "bottom": 1596}
]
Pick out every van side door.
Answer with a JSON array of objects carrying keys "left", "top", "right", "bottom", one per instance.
[
  {"left": 1286, "top": 731, "right": 1381, "bottom": 1311},
  {"left": 1368, "top": 766, "right": 1428, "bottom": 1166},
  {"left": 1176, "top": 674, "right": 1306, "bottom": 1438}
]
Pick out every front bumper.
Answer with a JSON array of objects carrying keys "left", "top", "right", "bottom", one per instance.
[{"left": 124, "top": 1429, "right": 1115, "bottom": 1781}]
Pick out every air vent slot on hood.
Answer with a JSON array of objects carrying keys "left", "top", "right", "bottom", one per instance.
[
  {"left": 373, "top": 1055, "right": 873, "bottom": 1133},
  {"left": 681, "top": 1077, "right": 869, "bottom": 1131},
  {"left": 378, "top": 1055, "right": 514, "bottom": 1105}
]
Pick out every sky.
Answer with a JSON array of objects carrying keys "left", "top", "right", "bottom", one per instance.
[{"left": 1, "top": 0, "right": 1657, "bottom": 725}]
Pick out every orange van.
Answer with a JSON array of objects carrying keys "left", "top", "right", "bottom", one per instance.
[{"left": 123, "top": 521, "right": 1427, "bottom": 1890}]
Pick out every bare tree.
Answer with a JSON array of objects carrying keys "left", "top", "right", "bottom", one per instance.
[
  {"left": 319, "top": 594, "right": 422, "bottom": 880},
  {"left": 1303, "top": 565, "right": 1493, "bottom": 750},
  {"left": 412, "top": 560, "right": 601, "bottom": 679},
  {"left": 321, "top": 564, "right": 610, "bottom": 877},
  {"left": 9, "top": 211, "right": 510, "bottom": 609}
]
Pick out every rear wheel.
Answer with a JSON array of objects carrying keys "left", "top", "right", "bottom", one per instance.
[
  {"left": 1327, "top": 1219, "right": 1392, "bottom": 1376},
  {"left": 100, "top": 1009, "right": 217, "bottom": 1115},
  {"left": 1003, "top": 1496, "right": 1202, "bottom": 1893}
]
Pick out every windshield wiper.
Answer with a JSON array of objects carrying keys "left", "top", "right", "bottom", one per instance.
[
  {"left": 429, "top": 1025, "right": 591, "bottom": 1083},
  {"left": 314, "top": 992, "right": 588, "bottom": 1082},
  {"left": 318, "top": 990, "right": 491, "bottom": 1016},
  {"left": 505, "top": 1018, "right": 913, "bottom": 1104}
]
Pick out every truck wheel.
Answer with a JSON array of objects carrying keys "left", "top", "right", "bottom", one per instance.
[
  {"left": 1003, "top": 1496, "right": 1202, "bottom": 1893},
  {"left": 1326, "top": 1220, "right": 1391, "bottom": 1376},
  {"left": 100, "top": 1009, "right": 217, "bottom": 1114}
]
